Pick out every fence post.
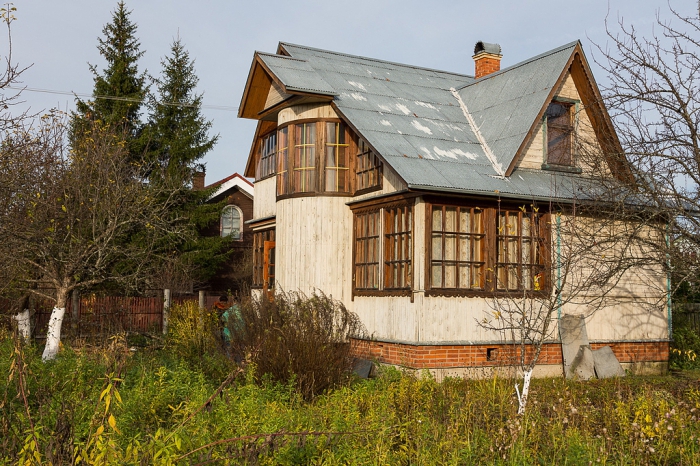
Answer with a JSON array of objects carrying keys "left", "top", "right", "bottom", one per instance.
[
  {"left": 163, "top": 289, "right": 171, "bottom": 335},
  {"left": 199, "top": 290, "right": 206, "bottom": 310},
  {"left": 71, "top": 290, "right": 80, "bottom": 335}
]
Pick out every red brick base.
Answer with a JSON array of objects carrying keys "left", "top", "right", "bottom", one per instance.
[{"left": 358, "top": 339, "right": 669, "bottom": 369}]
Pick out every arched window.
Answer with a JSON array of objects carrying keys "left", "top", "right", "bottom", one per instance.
[{"left": 221, "top": 205, "right": 242, "bottom": 240}]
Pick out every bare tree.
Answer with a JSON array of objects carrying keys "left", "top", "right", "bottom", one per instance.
[
  {"left": 592, "top": 4, "right": 700, "bottom": 298},
  {"left": 478, "top": 196, "right": 665, "bottom": 414},
  {"left": 1, "top": 115, "right": 194, "bottom": 360}
]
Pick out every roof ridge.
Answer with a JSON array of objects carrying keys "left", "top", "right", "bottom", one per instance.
[
  {"left": 256, "top": 51, "right": 308, "bottom": 63},
  {"left": 456, "top": 40, "right": 580, "bottom": 91},
  {"left": 279, "top": 42, "right": 474, "bottom": 79}
]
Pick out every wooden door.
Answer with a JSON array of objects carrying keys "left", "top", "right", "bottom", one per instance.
[{"left": 263, "top": 240, "right": 276, "bottom": 295}]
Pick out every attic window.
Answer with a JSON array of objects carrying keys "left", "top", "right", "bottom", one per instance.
[{"left": 545, "top": 102, "right": 574, "bottom": 166}]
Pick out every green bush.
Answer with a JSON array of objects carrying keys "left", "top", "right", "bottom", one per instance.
[
  {"left": 670, "top": 325, "right": 700, "bottom": 369},
  {"left": 165, "top": 301, "right": 222, "bottom": 361},
  {"left": 229, "top": 291, "right": 368, "bottom": 400}
]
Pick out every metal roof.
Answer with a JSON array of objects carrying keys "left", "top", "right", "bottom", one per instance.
[{"left": 253, "top": 40, "right": 597, "bottom": 201}]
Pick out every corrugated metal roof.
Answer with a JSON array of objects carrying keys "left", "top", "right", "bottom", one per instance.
[
  {"left": 257, "top": 53, "right": 336, "bottom": 95},
  {"left": 254, "top": 40, "right": 589, "bottom": 200}
]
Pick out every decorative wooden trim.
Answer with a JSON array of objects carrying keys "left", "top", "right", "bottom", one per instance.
[
  {"left": 353, "top": 289, "right": 411, "bottom": 298},
  {"left": 348, "top": 191, "right": 420, "bottom": 212}
]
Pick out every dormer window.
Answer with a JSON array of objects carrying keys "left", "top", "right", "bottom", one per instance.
[
  {"left": 545, "top": 101, "right": 575, "bottom": 166},
  {"left": 221, "top": 205, "right": 242, "bottom": 240}
]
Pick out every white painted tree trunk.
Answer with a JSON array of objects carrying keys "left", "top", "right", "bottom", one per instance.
[
  {"left": 13, "top": 309, "right": 31, "bottom": 340},
  {"left": 516, "top": 368, "right": 533, "bottom": 415},
  {"left": 42, "top": 306, "right": 66, "bottom": 361}
]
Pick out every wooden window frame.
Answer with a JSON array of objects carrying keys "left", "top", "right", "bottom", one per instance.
[
  {"left": 429, "top": 205, "right": 486, "bottom": 291},
  {"left": 355, "top": 138, "right": 383, "bottom": 195},
  {"left": 276, "top": 119, "right": 358, "bottom": 199},
  {"left": 252, "top": 228, "right": 275, "bottom": 289},
  {"left": 384, "top": 205, "right": 412, "bottom": 291},
  {"left": 495, "top": 208, "right": 548, "bottom": 292},
  {"left": 353, "top": 210, "right": 381, "bottom": 291},
  {"left": 425, "top": 200, "right": 550, "bottom": 297},
  {"left": 293, "top": 122, "right": 317, "bottom": 193},
  {"left": 543, "top": 98, "right": 580, "bottom": 170},
  {"left": 255, "top": 130, "right": 277, "bottom": 181},
  {"left": 324, "top": 121, "right": 351, "bottom": 193},
  {"left": 276, "top": 126, "right": 289, "bottom": 196}
]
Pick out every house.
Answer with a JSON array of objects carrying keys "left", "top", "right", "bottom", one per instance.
[
  {"left": 194, "top": 172, "right": 254, "bottom": 295},
  {"left": 238, "top": 40, "right": 670, "bottom": 376}
]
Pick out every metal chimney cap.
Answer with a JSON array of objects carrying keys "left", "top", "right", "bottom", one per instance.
[{"left": 474, "top": 41, "right": 502, "bottom": 56}]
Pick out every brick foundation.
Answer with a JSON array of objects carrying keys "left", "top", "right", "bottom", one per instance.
[{"left": 358, "top": 339, "right": 669, "bottom": 369}]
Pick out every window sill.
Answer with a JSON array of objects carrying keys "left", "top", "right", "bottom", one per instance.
[
  {"left": 425, "top": 289, "right": 550, "bottom": 298},
  {"left": 354, "top": 289, "right": 411, "bottom": 298},
  {"left": 541, "top": 163, "right": 582, "bottom": 174}
]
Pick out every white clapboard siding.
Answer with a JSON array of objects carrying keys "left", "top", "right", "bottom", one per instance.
[
  {"left": 252, "top": 177, "right": 277, "bottom": 220},
  {"left": 276, "top": 196, "right": 354, "bottom": 304}
]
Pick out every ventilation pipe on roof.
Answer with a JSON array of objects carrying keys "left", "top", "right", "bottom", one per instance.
[{"left": 473, "top": 41, "right": 502, "bottom": 79}]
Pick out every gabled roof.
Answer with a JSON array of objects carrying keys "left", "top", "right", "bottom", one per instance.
[
  {"left": 207, "top": 173, "right": 254, "bottom": 201},
  {"left": 240, "top": 41, "right": 625, "bottom": 202}
]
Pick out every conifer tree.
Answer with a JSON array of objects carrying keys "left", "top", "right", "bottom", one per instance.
[
  {"left": 144, "top": 37, "right": 228, "bottom": 290},
  {"left": 145, "top": 37, "right": 218, "bottom": 184},
  {"left": 72, "top": 1, "right": 147, "bottom": 159}
]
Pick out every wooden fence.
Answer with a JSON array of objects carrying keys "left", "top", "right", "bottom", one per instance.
[{"left": 675, "top": 303, "right": 700, "bottom": 333}]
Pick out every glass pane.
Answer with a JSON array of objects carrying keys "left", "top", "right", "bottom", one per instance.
[
  {"left": 458, "top": 263, "right": 469, "bottom": 289},
  {"left": 523, "top": 267, "right": 532, "bottom": 291},
  {"left": 522, "top": 239, "right": 532, "bottom": 264},
  {"left": 432, "top": 208, "right": 442, "bottom": 231},
  {"left": 460, "top": 209, "right": 470, "bottom": 233},
  {"left": 473, "top": 237, "right": 482, "bottom": 261},
  {"left": 445, "top": 207, "right": 457, "bottom": 232},
  {"left": 432, "top": 234, "right": 442, "bottom": 260},
  {"left": 473, "top": 210, "right": 482, "bottom": 233},
  {"left": 522, "top": 215, "right": 531, "bottom": 237},
  {"left": 508, "top": 266, "right": 518, "bottom": 290},
  {"left": 432, "top": 264, "right": 443, "bottom": 287},
  {"left": 445, "top": 264, "right": 456, "bottom": 288},
  {"left": 507, "top": 238, "right": 518, "bottom": 263},
  {"left": 445, "top": 233, "right": 456, "bottom": 261},
  {"left": 459, "top": 235, "right": 470, "bottom": 261},
  {"left": 471, "top": 265, "right": 482, "bottom": 289}
]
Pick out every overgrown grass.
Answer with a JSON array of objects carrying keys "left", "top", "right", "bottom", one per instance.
[{"left": 2, "top": 324, "right": 700, "bottom": 465}]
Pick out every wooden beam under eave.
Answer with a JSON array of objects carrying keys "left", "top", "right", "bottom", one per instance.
[
  {"left": 568, "top": 53, "right": 633, "bottom": 183},
  {"left": 239, "top": 60, "right": 274, "bottom": 119}
]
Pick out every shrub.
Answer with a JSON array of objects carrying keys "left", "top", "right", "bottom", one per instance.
[
  {"left": 670, "top": 325, "right": 700, "bottom": 369},
  {"left": 229, "top": 291, "right": 368, "bottom": 399},
  {"left": 165, "top": 301, "right": 222, "bottom": 361}
]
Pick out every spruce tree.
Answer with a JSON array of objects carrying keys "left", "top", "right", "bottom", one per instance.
[
  {"left": 72, "top": 1, "right": 147, "bottom": 159},
  {"left": 146, "top": 37, "right": 218, "bottom": 184},
  {"left": 145, "top": 37, "right": 228, "bottom": 290}
]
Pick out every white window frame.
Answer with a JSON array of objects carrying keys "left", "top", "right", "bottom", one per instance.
[{"left": 221, "top": 205, "right": 243, "bottom": 240}]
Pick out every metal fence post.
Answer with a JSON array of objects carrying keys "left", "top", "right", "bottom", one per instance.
[{"left": 163, "top": 289, "right": 171, "bottom": 335}]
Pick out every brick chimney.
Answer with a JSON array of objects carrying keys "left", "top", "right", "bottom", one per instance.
[
  {"left": 192, "top": 171, "right": 205, "bottom": 190},
  {"left": 473, "top": 41, "right": 502, "bottom": 79}
]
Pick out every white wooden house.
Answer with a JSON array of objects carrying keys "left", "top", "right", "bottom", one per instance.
[{"left": 238, "top": 40, "right": 670, "bottom": 376}]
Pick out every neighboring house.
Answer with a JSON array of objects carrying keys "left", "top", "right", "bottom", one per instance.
[
  {"left": 238, "top": 40, "right": 669, "bottom": 376},
  {"left": 195, "top": 172, "right": 254, "bottom": 294}
]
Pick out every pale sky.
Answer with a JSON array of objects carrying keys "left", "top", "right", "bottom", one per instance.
[{"left": 5, "top": 0, "right": 694, "bottom": 184}]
